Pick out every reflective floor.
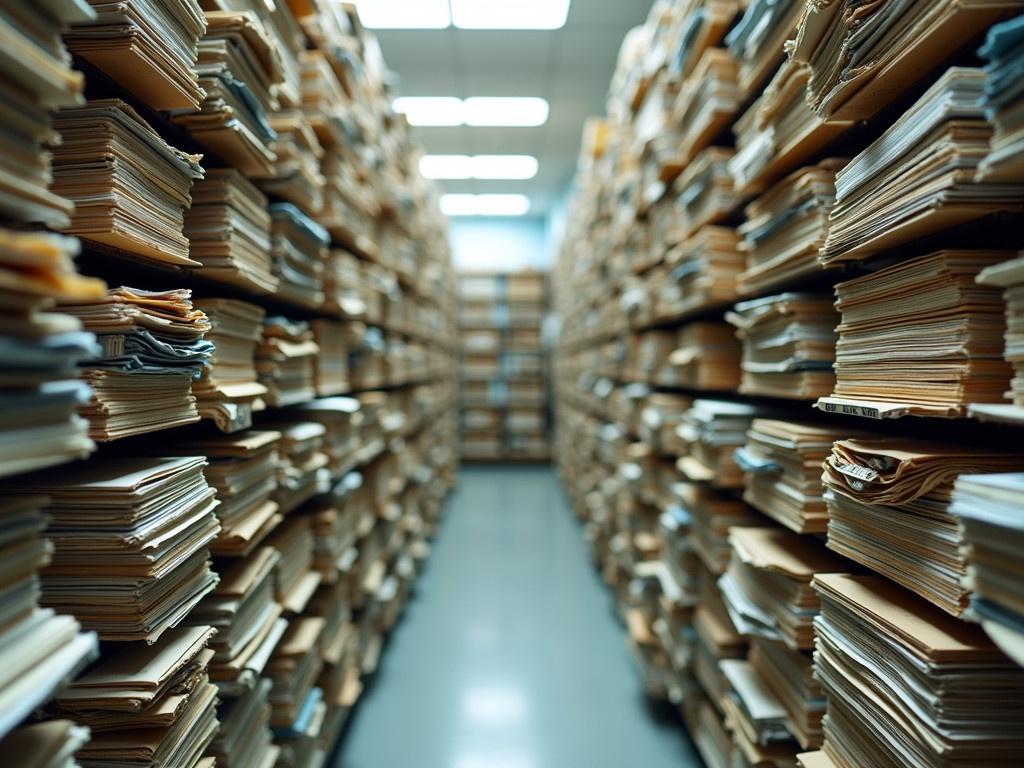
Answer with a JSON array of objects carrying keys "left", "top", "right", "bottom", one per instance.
[{"left": 337, "top": 465, "right": 702, "bottom": 768}]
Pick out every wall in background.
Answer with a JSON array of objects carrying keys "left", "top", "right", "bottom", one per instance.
[{"left": 448, "top": 217, "right": 550, "bottom": 271}]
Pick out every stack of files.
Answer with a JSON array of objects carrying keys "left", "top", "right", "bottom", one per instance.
[
  {"left": 819, "top": 69, "right": 1024, "bottom": 266},
  {"left": 193, "top": 299, "right": 268, "bottom": 433},
  {"left": 666, "top": 0, "right": 741, "bottom": 82},
  {"left": 749, "top": 637, "right": 824, "bottom": 750},
  {"left": 268, "top": 203, "right": 328, "bottom": 310},
  {"left": 0, "top": 495, "right": 98, "bottom": 741},
  {"left": 684, "top": 482, "right": 763, "bottom": 576},
  {"left": 175, "top": 431, "right": 282, "bottom": 557},
  {"left": 208, "top": 678, "right": 279, "bottom": 768},
  {"left": 978, "top": 16, "right": 1024, "bottom": 181},
  {"left": 311, "top": 585, "right": 360, "bottom": 741},
  {"left": 676, "top": 399, "right": 760, "bottom": 489},
  {"left": 64, "top": 0, "right": 206, "bottom": 111},
  {"left": 268, "top": 515, "right": 321, "bottom": 616},
  {"left": 729, "top": 59, "right": 851, "bottom": 198},
  {"left": 684, "top": 693, "right": 735, "bottom": 768},
  {"left": 251, "top": 0, "right": 303, "bottom": 109},
  {"left": 693, "top": 569, "right": 749, "bottom": 708},
  {"left": 719, "top": 658, "right": 796, "bottom": 758},
  {"left": 183, "top": 546, "right": 287, "bottom": 695},
  {"left": 8, "top": 457, "right": 221, "bottom": 642},
  {"left": 51, "top": 99, "right": 205, "bottom": 267},
  {"left": 728, "top": 293, "right": 838, "bottom": 400},
  {"left": 719, "top": 526, "right": 845, "bottom": 651},
  {"left": 0, "top": 0, "right": 92, "bottom": 227},
  {"left": 311, "top": 320, "right": 350, "bottom": 396},
  {"left": 173, "top": 9, "right": 283, "bottom": 177},
  {"left": 0, "top": 229, "right": 104, "bottom": 478},
  {"left": 267, "top": 615, "right": 325, "bottom": 730},
  {"left": 951, "top": 473, "right": 1024, "bottom": 665},
  {"left": 256, "top": 317, "right": 319, "bottom": 407},
  {"left": 307, "top": 486, "right": 364, "bottom": 584},
  {"left": 658, "top": 226, "right": 743, "bottom": 321},
  {"left": 974, "top": 254, "right": 1024, "bottom": 422},
  {"left": 55, "top": 626, "right": 218, "bottom": 768},
  {"left": 322, "top": 250, "right": 368, "bottom": 319},
  {"left": 811, "top": 573, "right": 1024, "bottom": 768},
  {"left": 287, "top": 396, "right": 363, "bottom": 478},
  {"left": 184, "top": 169, "right": 278, "bottom": 295},
  {"left": 790, "top": 0, "right": 1024, "bottom": 122},
  {"left": 724, "top": 0, "right": 804, "bottom": 100},
  {"left": 819, "top": 251, "right": 1013, "bottom": 418},
  {"left": 0, "top": 720, "right": 91, "bottom": 768},
  {"left": 822, "top": 438, "right": 1021, "bottom": 617},
  {"left": 58, "top": 287, "right": 213, "bottom": 440},
  {"left": 673, "top": 48, "right": 740, "bottom": 163},
  {"left": 672, "top": 147, "right": 741, "bottom": 240},
  {"left": 663, "top": 322, "right": 741, "bottom": 391},
  {"left": 271, "top": 687, "right": 326, "bottom": 768},
  {"left": 734, "top": 420, "right": 855, "bottom": 535},
  {"left": 737, "top": 161, "right": 845, "bottom": 297},
  {"left": 261, "top": 112, "right": 325, "bottom": 216},
  {"left": 272, "top": 421, "right": 329, "bottom": 515}
]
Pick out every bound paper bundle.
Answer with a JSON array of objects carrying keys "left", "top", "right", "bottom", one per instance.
[
  {"left": 719, "top": 526, "right": 845, "bottom": 651},
  {"left": 193, "top": 299, "right": 268, "bottom": 433},
  {"left": 819, "top": 69, "right": 1024, "bottom": 265},
  {"left": 184, "top": 169, "right": 278, "bottom": 295},
  {"left": 256, "top": 317, "right": 319, "bottom": 407},
  {"left": 56, "top": 626, "right": 219, "bottom": 768},
  {"left": 658, "top": 226, "right": 743, "bottom": 322},
  {"left": 735, "top": 420, "right": 855, "bottom": 535},
  {"left": 725, "top": 0, "right": 803, "bottom": 99},
  {"left": 173, "top": 10, "right": 283, "bottom": 177},
  {"left": 0, "top": 720, "right": 91, "bottom": 768},
  {"left": 65, "top": 0, "right": 206, "bottom": 110},
  {"left": 269, "top": 203, "right": 328, "bottom": 310},
  {"left": 672, "top": 147, "right": 741, "bottom": 241},
  {"left": 974, "top": 254, "right": 1024, "bottom": 418},
  {"left": 719, "top": 657, "right": 796, "bottom": 758},
  {"left": 737, "top": 161, "right": 844, "bottom": 297},
  {"left": 682, "top": 482, "right": 762, "bottom": 575},
  {"left": 0, "top": 0, "right": 91, "bottom": 227},
  {"left": 58, "top": 287, "right": 213, "bottom": 440},
  {"left": 261, "top": 113, "right": 325, "bottom": 216},
  {"left": 208, "top": 678, "right": 279, "bottom": 768},
  {"left": 183, "top": 546, "right": 286, "bottom": 694},
  {"left": 676, "top": 399, "right": 760, "bottom": 488},
  {"left": 51, "top": 99, "right": 205, "bottom": 267},
  {"left": 818, "top": 251, "right": 1013, "bottom": 418},
  {"left": 727, "top": 294, "right": 838, "bottom": 400},
  {"left": 663, "top": 322, "right": 741, "bottom": 391},
  {"left": 272, "top": 421, "right": 329, "bottom": 515},
  {"left": 0, "top": 496, "right": 98, "bottom": 741},
  {"left": 310, "top": 320, "right": 350, "bottom": 396},
  {"left": 9, "top": 457, "right": 221, "bottom": 642},
  {"left": 175, "top": 431, "right": 282, "bottom": 557},
  {"left": 978, "top": 15, "right": 1024, "bottom": 181},
  {"left": 790, "top": 0, "right": 1024, "bottom": 122},
  {"left": 749, "top": 637, "right": 824, "bottom": 750},
  {"left": 673, "top": 49, "right": 740, "bottom": 164},
  {"left": 822, "top": 438, "right": 1021, "bottom": 616},
  {"left": 0, "top": 229, "right": 104, "bottom": 478},
  {"left": 811, "top": 573, "right": 1024, "bottom": 768},
  {"left": 951, "top": 473, "right": 1024, "bottom": 665}
]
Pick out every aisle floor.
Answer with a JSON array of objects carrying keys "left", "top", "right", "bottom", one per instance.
[{"left": 337, "top": 465, "right": 702, "bottom": 768}]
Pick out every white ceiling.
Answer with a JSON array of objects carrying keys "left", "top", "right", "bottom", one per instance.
[{"left": 373, "top": 0, "right": 654, "bottom": 215}]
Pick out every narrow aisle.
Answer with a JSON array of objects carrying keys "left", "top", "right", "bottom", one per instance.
[{"left": 337, "top": 465, "right": 702, "bottom": 768}]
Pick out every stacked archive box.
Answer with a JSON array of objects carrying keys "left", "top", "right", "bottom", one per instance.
[
  {"left": 0, "top": 1, "right": 458, "bottom": 766},
  {"left": 459, "top": 270, "right": 550, "bottom": 461},
  {"left": 554, "top": 2, "right": 1024, "bottom": 768}
]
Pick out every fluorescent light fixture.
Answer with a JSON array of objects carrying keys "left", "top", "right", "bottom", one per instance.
[
  {"left": 352, "top": 0, "right": 450, "bottom": 29},
  {"left": 393, "top": 97, "right": 464, "bottom": 126},
  {"left": 451, "top": 0, "right": 572, "bottom": 29},
  {"left": 440, "top": 194, "right": 530, "bottom": 216},
  {"left": 421, "top": 155, "right": 539, "bottom": 180},
  {"left": 464, "top": 97, "right": 549, "bottom": 127}
]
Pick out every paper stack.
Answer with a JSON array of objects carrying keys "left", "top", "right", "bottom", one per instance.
[
  {"left": 268, "top": 515, "right": 321, "bottom": 619},
  {"left": 735, "top": 420, "right": 853, "bottom": 535},
  {"left": 305, "top": 489, "right": 364, "bottom": 586},
  {"left": 262, "top": 113, "right": 325, "bottom": 216},
  {"left": 184, "top": 169, "right": 278, "bottom": 295},
  {"left": 676, "top": 399, "right": 760, "bottom": 489},
  {"left": 819, "top": 69, "right": 1024, "bottom": 266},
  {"left": 0, "top": 495, "right": 98, "bottom": 741},
  {"left": 822, "top": 438, "right": 1021, "bottom": 617},
  {"left": 322, "top": 250, "right": 368, "bottom": 319},
  {"left": 951, "top": 473, "right": 1024, "bottom": 665},
  {"left": 268, "top": 203, "right": 328, "bottom": 310},
  {"left": 663, "top": 322, "right": 741, "bottom": 391},
  {"left": 267, "top": 615, "right": 325, "bottom": 732},
  {"left": 658, "top": 226, "right": 743, "bottom": 322},
  {"left": 810, "top": 573, "right": 1024, "bottom": 768},
  {"left": 719, "top": 526, "right": 845, "bottom": 651},
  {"left": 272, "top": 421, "right": 329, "bottom": 515},
  {"left": 728, "top": 294, "right": 838, "bottom": 400},
  {"left": 718, "top": 656, "right": 796, "bottom": 764},
  {"left": 973, "top": 254, "right": 1024, "bottom": 422},
  {"left": 256, "top": 317, "right": 319, "bottom": 407},
  {"left": 818, "top": 251, "right": 1012, "bottom": 418},
  {"left": 208, "top": 677, "right": 279, "bottom": 768},
  {"left": 749, "top": 637, "right": 824, "bottom": 751},
  {"left": 310, "top": 320, "right": 351, "bottom": 396},
  {"left": 978, "top": 15, "right": 1024, "bottom": 181},
  {"left": 693, "top": 572, "right": 748, "bottom": 710},
  {"left": 737, "top": 161, "right": 844, "bottom": 296},
  {"left": 724, "top": 0, "right": 803, "bottom": 100},
  {"left": 173, "top": 10, "right": 283, "bottom": 177},
  {"left": 55, "top": 626, "right": 218, "bottom": 768},
  {"left": 58, "top": 287, "right": 212, "bottom": 440},
  {"left": 309, "top": 580, "right": 360, "bottom": 741},
  {"left": 0, "top": 229, "right": 105, "bottom": 478},
  {"left": 0, "top": 720, "right": 91, "bottom": 768},
  {"left": 8, "top": 457, "right": 221, "bottom": 642},
  {"left": 175, "top": 431, "right": 283, "bottom": 558},
  {"left": 683, "top": 482, "right": 762, "bottom": 576},
  {"left": 0, "top": 0, "right": 92, "bottom": 227},
  {"left": 673, "top": 49, "right": 739, "bottom": 162},
  {"left": 64, "top": 0, "right": 206, "bottom": 110},
  {"left": 288, "top": 397, "right": 364, "bottom": 478},
  {"left": 193, "top": 299, "right": 268, "bottom": 433},
  {"left": 50, "top": 99, "right": 205, "bottom": 267},
  {"left": 672, "top": 148, "right": 741, "bottom": 240}
]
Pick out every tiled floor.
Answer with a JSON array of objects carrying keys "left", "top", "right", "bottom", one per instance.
[{"left": 336, "top": 465, "right": 702, "bottom": 768}]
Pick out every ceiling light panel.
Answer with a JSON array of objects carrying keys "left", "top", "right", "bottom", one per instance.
[
  {"left": 463, "top": 97, "right": 549, "bottom": 126},
  {"left": 419, "top": 155, "right": 473, "bottom": 179},
  {"left": 470, "top": 155, "right": 539, "bottom": 179},
  {"left": 393, "top": 97, "right": 464, "bottom": 126},
  {"left": 352, "top": 0, "right": 450, "bottom": 29},
  {"left": 451, "top": 0, "right": 572, "bottom": 29}
]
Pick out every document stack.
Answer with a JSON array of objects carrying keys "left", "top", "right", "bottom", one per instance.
[
  {"left": 272, "top": 421, "right": 329, "bottom": 516},
  {"left": 673, "top": 148, "right": 741, "bottom": 239},
  {"left": 256, "top": 317, "right": 319, "bottom": 407},
  {"left": 676, "top": 399, "right": 759, "bottom": 488},
  {"left": 657, "top": 226, "right": 743, "bottom": 322},
  {"left": 268, "top": 203, "right": 328, "bottom": 310},
  {"left": 978, "top": 15, "right": 1024, "bottom": 181},
  {"left": 973, "top": 254, "right": 1024, "bottom": 423},
  {"left": 262, "top": 114, "right": 325, "bottom": 216}
]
